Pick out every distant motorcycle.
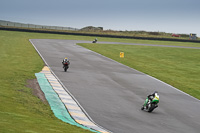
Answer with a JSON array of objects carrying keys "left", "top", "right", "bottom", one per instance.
[
  {"left": 141, "top": 92, "right": 159, "bottom": 112},
  {"left": 92, "top": 38, "right": 97, "bottom": 43},
  {"left": 62, "top": 58, "right": 70, "bottom": 72}
]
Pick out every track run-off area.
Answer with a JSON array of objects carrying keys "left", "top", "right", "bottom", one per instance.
[{"left": 30, "top": 39, "right": 200, "bottom": 133}]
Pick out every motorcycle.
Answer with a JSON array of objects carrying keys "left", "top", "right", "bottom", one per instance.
[
  {"left": 63, "top": 63, "right": 69, "bottom": 72},
  {"left": 141, "top": 93, "right": 159, "bottom": 112},
  {"left": 62, "top": 61, "right": 70, "bottom": 72},
  {"left": 92, "top": 38, "right": 97, "bottom": 43}
]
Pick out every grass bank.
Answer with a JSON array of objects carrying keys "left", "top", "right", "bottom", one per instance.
[
  {"left": 78, "top": 43, "right": 200, "bottom": 100},
  {"left": 0, "top": 30, "right": 93, "bottom": 133}
]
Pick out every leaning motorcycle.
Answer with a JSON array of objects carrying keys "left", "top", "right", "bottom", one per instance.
[
  {"left": 92, "top": 39, "right": 97, "bottom": 43},
  {"left": 141, "top": 93, "right": 159, "bottom": 112}
]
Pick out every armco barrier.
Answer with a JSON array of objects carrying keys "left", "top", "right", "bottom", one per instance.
[{"left": 0, "top": 26, "right": 200, "bottom": 43}]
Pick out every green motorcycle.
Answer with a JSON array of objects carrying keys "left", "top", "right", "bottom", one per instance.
[{"left": 141, "top": 92, "right": 159, "bottom": 112}]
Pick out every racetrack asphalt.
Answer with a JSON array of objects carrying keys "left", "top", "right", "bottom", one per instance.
[{"left": 30, "top": 39, "right": 200, "bottom": 133}]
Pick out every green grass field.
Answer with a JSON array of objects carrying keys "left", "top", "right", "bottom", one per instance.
[{"left": 0, "top": 30, "right": 199, "bottom": 132}]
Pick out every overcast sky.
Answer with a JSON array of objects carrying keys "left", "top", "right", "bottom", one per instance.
[{"left": 0, "top": 0, "right": 200, "bottom": 36}]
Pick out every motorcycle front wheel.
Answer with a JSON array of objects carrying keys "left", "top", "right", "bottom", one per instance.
[
  {"left": 64, "top": 67, "right": 67, "bottom": 72},
  {"left": 148, "top": 104, "right": 155, "bottom": 112}
]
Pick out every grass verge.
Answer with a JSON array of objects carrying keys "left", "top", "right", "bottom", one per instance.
[
  {"left": 0, "top": 30, "right": 93, "bottom": 133},
  {"left": 77, "top": 43, "right": 200, "bottom": 100}
]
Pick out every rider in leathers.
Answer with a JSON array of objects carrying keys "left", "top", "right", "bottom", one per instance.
[
  {"left": 146, "top": 91, "right": 158, "bottom": 109},
  {"left": 62, "top": 57, "right": 70, "bottom": 68}
]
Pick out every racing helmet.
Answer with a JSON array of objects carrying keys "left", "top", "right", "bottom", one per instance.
[
  {"left": 153, "top": 91, "right": 158, "bottom": 96},
  {"left": 154, "top": 91, "right": 158, "bottom": 94}
]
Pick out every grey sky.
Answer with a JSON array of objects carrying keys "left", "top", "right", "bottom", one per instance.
[{"left": 0, "top": 0, "right": 199, "bottom": 36}]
